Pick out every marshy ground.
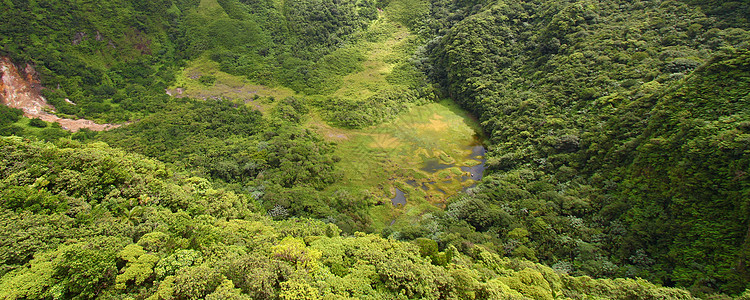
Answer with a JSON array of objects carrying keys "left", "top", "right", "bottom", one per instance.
[{"left": 167, "top": 6, "right": 487, "bottom": 229}]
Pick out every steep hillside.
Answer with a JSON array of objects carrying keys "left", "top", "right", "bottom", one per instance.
[
  {"left": 429, "top": 0, "right": 750, "bottom": 295},
  {"left": 596, "top": 48, "right": 750, "bottom": 293},
  {"left": 0, "top": 0, "right": 378, "bottom": 123},
  {"left": 0, "top": 0, "right": 191, "bottom": 122},
  {"left": 0, "top": 56, "right": 118, "bottom": 131},
  {"left": 1, "top": 0, "right": 749, "bottom": 297}
]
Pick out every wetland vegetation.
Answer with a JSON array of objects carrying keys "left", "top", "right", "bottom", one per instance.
[{"left": 1, "top": 0, "right": 749, "bottom": 298}]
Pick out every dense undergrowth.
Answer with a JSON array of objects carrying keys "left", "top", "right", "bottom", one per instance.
[
  {"left": 425, "top": 0, "right": 750, "bottom": 295},
  {"left": 1, "top": 0, "right": 750, "bottom": 298},
  {"left": 0, "top": 0, "right": 192, "bottom": 122},
  {"left": 0, "top": 137, "right": 699, "bottom": 299}
]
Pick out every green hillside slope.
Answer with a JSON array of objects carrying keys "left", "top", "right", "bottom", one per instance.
[
  {"left": 1, "top": 0, "right": 749, "bottom": 297},
  {"left": 429, "top": 0, "right": 750, "bottom": 295},
  {"left": 0, "top": 0, "right": 195, "bottom": 122}
]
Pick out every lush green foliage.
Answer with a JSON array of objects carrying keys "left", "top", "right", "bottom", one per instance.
[
  {"left": 595, "top": 48, "right": 750, "bottom": 294},
  {"left": 2, "top": 0, "right": 750, "bottom": 297},
  {"left": 425, "top": 0, "right": 750, "bottom": 295},
  {"left": 0, "top": 105, "right": 23, "bottom": 135},
  {"left": 0, "top": 0, "right": 378, "bottom": 122},
  {"left": 94, "top": 97, "right": 376, "bottom": 232},
  {"left": 98, "top": 98, "right": 265, "bottom": 183},
  {"left": 0, "top": 0, "right": 194, "bottom": 122},
  {"left": 191, "top": 0, "right": 378, "bottom": 93},
  {"left": 0, "top": 137, "right": 695, "bottom": 299},
  {"left": 0, "top": 108, "right": 79, "bottom": 144},
  {"left": 317, "top": 86, "right": 432, "bottom": 128}
]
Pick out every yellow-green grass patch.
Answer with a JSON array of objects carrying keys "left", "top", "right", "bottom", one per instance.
[
  {"left": 168, "top": 56, "right": 296, "bottom": 113},
  {"left": 312, "top": 100, "right": 485, "bottom": 228}
]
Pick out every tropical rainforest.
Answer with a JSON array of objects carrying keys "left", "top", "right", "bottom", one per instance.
[{"left": 0, "top": 0, "right": 748, "bottom": 299}]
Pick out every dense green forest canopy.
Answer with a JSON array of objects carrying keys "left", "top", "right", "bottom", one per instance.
[
  {"left": 1, "top": 0, "right": 749, "bottom": 298},
  {"left": 0, "top": 136, "right": 699, "bottom": 299},
  {"left": 426, "top": 0, "right": 750, "bottom": 295}
]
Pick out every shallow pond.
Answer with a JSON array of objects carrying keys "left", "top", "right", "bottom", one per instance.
[
  {"left": 393, "top": 139, "right": 486, "bottom": 206},
  {"left": 461, "top": 144, "right": 487, "bottom": 182},
  {"left": 390, "top": 188, "right": 407, "bottom": 207}
]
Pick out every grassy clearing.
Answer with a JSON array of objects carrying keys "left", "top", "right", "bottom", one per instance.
[
  {"left": 168, "top": 56, "right": 296, "bottom": 113},
  {"left": 170, "top": 3, "right": 485, "bottom": 229},
  {"left": 311, "top": 100, "right": 485, "bottom": 228},
  {"left": 330, "top": 19, "right": 413, "bottom": 100},
  {"left": 198, "top": 0, "right": 227, "bottom": 15},
  {"left": 309, "top": 9, "right": 430, "bottom": 129}
]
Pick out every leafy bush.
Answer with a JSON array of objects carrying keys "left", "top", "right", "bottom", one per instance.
[{"left": 27, "top": 118, "right": 47, "bottom": 128}]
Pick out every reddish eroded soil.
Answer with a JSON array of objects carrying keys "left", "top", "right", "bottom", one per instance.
[{"left": 0, "top": 56, "right": 119, "bottom": 132}]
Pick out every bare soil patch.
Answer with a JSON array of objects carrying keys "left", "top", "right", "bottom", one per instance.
[{"left": 0, "top": 56, "right": 119, "bottom": 132}]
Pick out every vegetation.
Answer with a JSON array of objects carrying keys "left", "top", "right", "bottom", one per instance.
[
  {"left": 424, "top": 0, "right": 750, "bottom": 296},
  {"left": 0, "top": 106, "right": 24, "bottom": 136},
  {"left": 0, "top": 137, "right": 697, "bottom": 299},
  {"left": 0, "top": 0, "right": 190, "bottom": 122},
  {"left": 1, "top": 0, "right": 749, "bottom": 298}
]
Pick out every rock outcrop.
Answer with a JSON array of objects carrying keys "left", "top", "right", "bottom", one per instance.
[{"left": 0, "top": 56, "right": 119, "bottom": 132}]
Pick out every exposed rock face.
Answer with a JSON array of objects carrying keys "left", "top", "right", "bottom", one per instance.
[
  {"left": 0, "top": 56, "right": 50, "bottom": 115},
  {"left": 0, "top": 56, "right": 119, "bottom": 132}
]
